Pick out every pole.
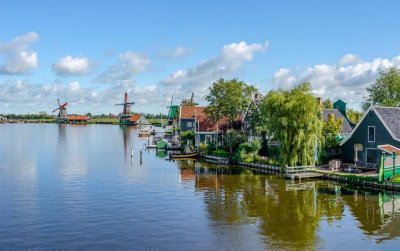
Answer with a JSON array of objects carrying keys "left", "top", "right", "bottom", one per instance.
[{"left": 393, "top": 151, "right": 396, "bottom": 177}]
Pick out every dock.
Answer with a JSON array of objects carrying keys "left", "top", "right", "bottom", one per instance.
[{"left": 285, "top": 166, "right": 323, "bottom": 180}]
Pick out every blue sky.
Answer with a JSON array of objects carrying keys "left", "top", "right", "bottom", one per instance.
[{"left": 1, "top": 0, "right": 400, "bottom": 114}]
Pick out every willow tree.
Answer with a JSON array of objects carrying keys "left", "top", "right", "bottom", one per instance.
[{"left": 261, "top": 82, "right": 322, "bottom": 166}]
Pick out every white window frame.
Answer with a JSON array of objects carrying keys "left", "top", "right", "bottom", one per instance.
[
  {"left": 205, "top": 135, "right": 213, "bottom": 144},
  {"left": 368, "top": 126, "right": 375, "bottom": 142},
  {"left": 365, "top": 148, "right": 378, "bottom": 164},
  {"left": 187, "top": 122, "right": 192, "bottom": 127}
]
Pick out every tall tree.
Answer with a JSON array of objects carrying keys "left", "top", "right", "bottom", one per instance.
[
  {"left": 346, "top": 108, "right": 363, "bottom": 124},
  {"left": 205, "top": 78, "right": 257, "bottom": 128},
  {"left": 322, "top": 99, "right": 333, "bottom": 109},
  {"left": 261, "top": 82, "right": 323, "bottom": 166},
  {"left": 362, "top": 67, "right": 400, "bottom": 111},
  {"left": 322, "top": 114, "right": 342, "bottom": 159}
]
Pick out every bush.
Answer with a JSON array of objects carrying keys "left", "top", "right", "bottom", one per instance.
[
  {"left": 212, "top": 149, "right": 230, "bottom": 158},
  {"left": 181, "top": 130, "right": 195, "bottom": 145}
]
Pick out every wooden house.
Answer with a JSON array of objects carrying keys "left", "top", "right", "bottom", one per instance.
[
  {"left": 322, "top": 99, "right": 355, "bottom": 137},
  {"left": 340, "top": 106, "right": 400, "bottom": 167},
  {"left": 179, "top": 106, "right": 205, "bottom": 132}
]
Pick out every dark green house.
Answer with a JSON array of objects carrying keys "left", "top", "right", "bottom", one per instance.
[{"left": 340, "top": 106, "right": 400, "bottom": 166}]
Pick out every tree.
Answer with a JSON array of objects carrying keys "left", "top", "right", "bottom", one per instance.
[
  {"left": 205, "top": 78, "right": 257, "bottom": 128},
  {"left": 322, "top": 114, "right": 342, "bottom": 161},
  {"left": 346, "top": 108, "right": 363, "bottom": 124},
  {"left": 224, "top": 129, "right": 246, "bottom": 154},
  {"left": 362, "top": 67, "right": 400, "bottom": 111},
  {"left": 261, "top": 82, "right": 323, "bottom": 166},
  {"left": 322, "top": 99, "right": 333, "bottom": 109}
]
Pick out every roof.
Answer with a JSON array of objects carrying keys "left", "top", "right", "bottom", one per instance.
[
  {"left": 341, "top": 106, "right": 400, "bottom": 146},
  {"left": 179, "top": 106, "right": 205, "bottom": 119},
  {"left": 322, "top": 109, "right": 353, "bottom": 134},
  {"left": 128, "top": 114, "right": 142, "bottom": 122},
  {"left": 378, "top": 144, "right": 400, "bottom": 155},
  {"left": 67, "top": 115, "right": 90, "bottom": 121},
  {"left": 374, "top": 107, "right": 400, "bottom": 140}
]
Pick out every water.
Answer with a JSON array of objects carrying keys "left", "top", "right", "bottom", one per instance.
[{"left": 1, "top": 124, "right": 400, "bottom": 250}]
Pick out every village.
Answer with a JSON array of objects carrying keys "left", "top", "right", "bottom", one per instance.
[{"left": 2, "top": 68, "right": 400, "bottom": 189}]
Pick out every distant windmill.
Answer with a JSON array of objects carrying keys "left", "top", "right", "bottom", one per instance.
[
  {"left": 115, "top": 92, "right": 136, "bottom": 124},
  {"left": 167, "top": 96, "right": 179, "bottom": 125},
  {"left": 52, "top": 99, "right": 68, "bottom": 123}
]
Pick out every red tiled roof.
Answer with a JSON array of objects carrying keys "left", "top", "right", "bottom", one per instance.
[
  {"left": 180, "top": 106, "right": 205, "bottom": 119},
  {"left": 128, "top": 114, "right": 142, "bottom": 122},
  {"left": 378, "top": 144, "right": 400, "bottom": 155},
  {"left": 68, "top": 115, "right": 90, "bottom": 121}
]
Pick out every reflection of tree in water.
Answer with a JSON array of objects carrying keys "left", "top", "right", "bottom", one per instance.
[{"left": 176, "top": 162, "right": 400, "bottom": 248}]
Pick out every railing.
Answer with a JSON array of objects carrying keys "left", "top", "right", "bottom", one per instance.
[{"left": 285, "top": 166, "right": 315, "bottom": 176}]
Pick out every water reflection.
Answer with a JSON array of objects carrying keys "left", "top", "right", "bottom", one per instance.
[{"left": 177, "top": 162, "right": 400, "bottom": 249}]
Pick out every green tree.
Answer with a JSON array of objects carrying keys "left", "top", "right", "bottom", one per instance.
[
  {"left": 362, "top": 67, "right": 400, "bottom": 111},
  {"left": 347, "top": 108, "right": 363, "bottom": 124},
  {"left": 321, "top": 114, "right": 342, "bottom": 162},
  {"left": 224, "top": 129, "right": 246, "bottom": 154},
  {"left": 205, "top": 78, "right": 257, "bottom": 128},
  {"left": 261, "top": 82, "right": 323, "bottom": 166},
  {"left": 180, "top": 130, "right": 195, "bottom": 145},
  {"left": 322, "top": 99, "right": 333, "bottom": 109}
]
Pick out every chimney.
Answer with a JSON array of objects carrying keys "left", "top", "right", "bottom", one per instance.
[{"left": 317, "top": 97, "right": 323, "bottom": 108}]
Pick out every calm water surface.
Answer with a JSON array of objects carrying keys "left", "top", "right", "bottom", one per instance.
[{"left": 1, "top": 124, "right": 400, "bottom": 250}]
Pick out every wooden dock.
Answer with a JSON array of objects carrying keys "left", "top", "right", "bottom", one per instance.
[{"left": 285, "top": 166, "right": 324, "bottom": 180}]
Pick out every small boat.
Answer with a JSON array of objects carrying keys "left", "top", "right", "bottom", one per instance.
[
  {"left": 138, "top": 128, "right": 152, "bottom": 137},
  {"left": 156, "top": 139, "right": 169, "bottom": 150},
  {"left": 170, "top": 152, "right": 198, "bottom": 159}
]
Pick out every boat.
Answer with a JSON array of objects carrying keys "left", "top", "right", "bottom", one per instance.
[
  {"left": 138, "top": 127, "right": 154, "bottom": 137},
  {"left": 156, "top": 139, "right": 169, "bottom": 150},
  {"left": 170, "top": 152, "right": 198, "bottom": 159}
]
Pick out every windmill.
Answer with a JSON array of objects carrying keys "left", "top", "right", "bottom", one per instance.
[
  {"left": 115, "top": 92, "right": 136, "bottom": 124},
  {"left": 167, "top": 96, "right": 179, "bottom": 125},
  {"left": 52, "top": 99, "right": 68, "bottom": 123}
]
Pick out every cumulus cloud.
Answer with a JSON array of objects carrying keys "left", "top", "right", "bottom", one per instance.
[
  {"left": 95, "top": 51, "right": 151, "bottom": 84},
  {"left": 0, "top": 78, "right": 164, "bottom": 114},
  {"left": 0, "top": 32, "right": 39, "bottom": 75},
  {"left": 272, "top": 54, "right": 400, "bottom": 105},
  {"left": 53, "top": 56, "right": 91, "bottom": 76},
  {"left": 163, "top": 46, "right": 191, "bottom": 59},
  {"left": 161, "top": 41, "right": 268, "bottom": 100}
]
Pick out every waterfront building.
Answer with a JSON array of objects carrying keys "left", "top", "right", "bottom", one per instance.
[{"left": 340, "top": 106, "right": 400, "bottom": 168}]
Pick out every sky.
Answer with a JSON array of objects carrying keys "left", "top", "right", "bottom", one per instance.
[{"left": 1, "top": 0, "right": 400, "bottom": 115}]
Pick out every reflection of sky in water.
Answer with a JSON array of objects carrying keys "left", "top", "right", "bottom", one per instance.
[{"left": 2, "top": 124, "right": 400, "bottom": 249}]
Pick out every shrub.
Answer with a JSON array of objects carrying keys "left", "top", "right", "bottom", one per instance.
[{"left": 212, "top": 149, "right": 230, "bottom": 158}]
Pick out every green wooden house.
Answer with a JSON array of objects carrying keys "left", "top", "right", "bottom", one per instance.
[{"left": 340, "top": 106, "right": 400, "bottom": 167}]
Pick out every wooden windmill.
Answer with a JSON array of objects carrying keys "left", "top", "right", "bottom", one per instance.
[
  {"left": 115, "top": 92, "right": 136, "bottom": 124},
  {"left": 52, "top": 99, "right": 69, "bottom": 123}
]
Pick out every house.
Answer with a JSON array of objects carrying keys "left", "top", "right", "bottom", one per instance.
[
  {"left": 128, "top": 114, "right": 147, "bottom": 125},
  {"left": 322, "top": 99, "right": 355, "bottom": 136},
  {"left": 67, "top": 115, "right": 91, "bottom": 123},
  {"left": 179, "top": 106, "right": 205, "bottom": 132},
  {"left": 340, "top": 106, "right": 400, "bottom": 166},
  {"left": 242, "top": 93, "right": 263, "bottom": 140}
]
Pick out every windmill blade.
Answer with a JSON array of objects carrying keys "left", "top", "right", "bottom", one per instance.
[
  {"left": 170, "top": 95, "right": 174, "bottom": 106},
  {"left": 57, "top": 98, "right": 61, "bottom": 108},
  {"left": 124, "top": 102, "right": 135, "bottom": 105},
  {"left": 52, "top": 107, "right": 60, "bottom": 113}
]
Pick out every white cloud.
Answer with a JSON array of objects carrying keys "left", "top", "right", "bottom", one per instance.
[
  {"left": 0, "top": 32, "right": 39, "bottom": 75},
  {"left": 95, "top": 51, "right": 151, "bottom": 84},
  {"left": 272, "top": 54, "right": 400, "bottom": 106},
  {"left": 0, "top": 79, "right": 164, "bottom": 114},
  {"left": 339, "top": 53, "right": 362, "bottom": 66},
  {"left": 161, "top": 41, "right": 268, "bottom": 101},
  {"left": 53, "top": 56, "right": 91, "bottom": 76},
  {"left": 163, "top": 46, "right": 191, "bottom": 59}
]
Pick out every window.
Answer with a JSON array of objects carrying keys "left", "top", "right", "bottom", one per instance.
[
  {"left": 205, "top": 135, "right": 213, "bottom": 144},
  {"left": 368, "top": 126, "right": 375, "bottom": 142},
  {"left": 187, "top": 122, "right": 192, "bottom": 127}
]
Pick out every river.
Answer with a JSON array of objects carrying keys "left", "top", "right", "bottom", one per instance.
[{"left": 0, "top": 124, "right": 399, "bottom": 250}]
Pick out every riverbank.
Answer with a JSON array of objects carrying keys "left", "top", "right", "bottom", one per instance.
[
  {"left": 200, "top": 155, "right": 400, "bottom": 191},
  {"left": 1, "top": 118, "right": 167, "bottom": 125}
]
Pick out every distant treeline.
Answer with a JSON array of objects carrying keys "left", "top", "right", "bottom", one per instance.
[{"left": 0, "top": 112, "right": 168, "bottom": 120}]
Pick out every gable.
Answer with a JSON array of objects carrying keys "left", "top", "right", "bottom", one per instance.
[{"left": 340, "top": 107, "right": 400, "bottom": 146}]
